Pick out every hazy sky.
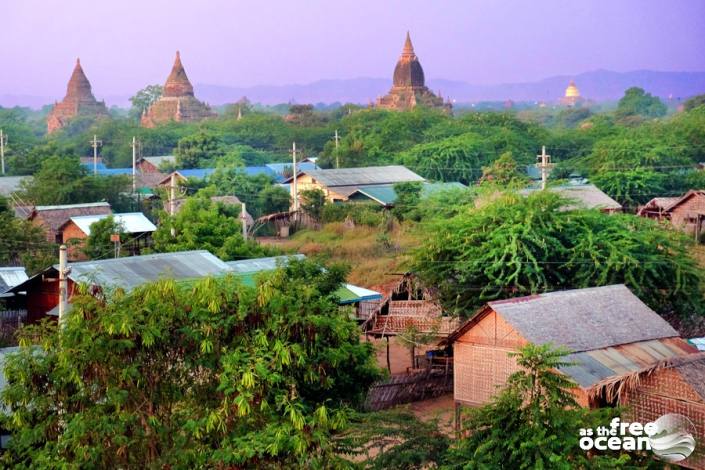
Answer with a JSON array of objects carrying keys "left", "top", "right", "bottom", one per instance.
[{"left": 2, "top": 0, "right": 705, "bottom": 98}]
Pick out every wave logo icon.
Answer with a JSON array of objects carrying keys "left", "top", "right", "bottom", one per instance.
[{"left": 648, "top": 414, "right": 696, "bottom": 463}]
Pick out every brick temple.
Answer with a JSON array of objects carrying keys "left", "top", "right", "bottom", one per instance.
[
  {"left": 376, "top": 32, "right": 451, "bottom": 112},
  {"left": 46, "top": 59, "right": 109, "bottom": 134},
  {"left": 141, "top": 51, "right": 216, "bottom": 127}
]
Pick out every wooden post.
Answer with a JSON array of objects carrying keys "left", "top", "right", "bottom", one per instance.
[
  {"left": 454, "top": 401, "right": 461, "bottom": 437},
  {"left": 386, "top": 336, "right": 391, "bottom": 373},
  {"left": 291, "top": 142, "right": 298, "bottom": 212},
  {"left": 90, "top": 134, "right": 102, "bottom": 175},
  {"left": 169, "top": 173, "right": 176, "bottom": 237}
]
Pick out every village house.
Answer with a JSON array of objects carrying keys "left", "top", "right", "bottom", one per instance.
[
  {"left": 136, "top": 155, "right": 175, "bottom": 173},
  {"left": 8, "top": 250, "right": 232, "bottom": 323},
  {"left": 9, "top": 251, "right": 382, "bottom": 325},
  {"left": 663, "top": 190, "right": 705, "bottom": 241},
  {"left": 347, "top": 181, "right": 466, "bottom": 207},
  {"left": 58, "top": 212, "right": 157, "bottom": 260},
  {"left": 284, "top": 165, "right": 425, "bottom": 203},
  {"left": 442, "top": 284, "right": 704, "bottom": 468},
  {"left": 26, "top": 202, "right": 112, "bottom": 243},
  {"left": 520, "top": 183, "right": 622, "bottom": 212},
  {"left": 637, "top": 196, "right": 681, "bottom": 221}
]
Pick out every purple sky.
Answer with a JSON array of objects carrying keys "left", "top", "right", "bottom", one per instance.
[{"left": 2, "top": 0, "right": 705, "bottom": 98}]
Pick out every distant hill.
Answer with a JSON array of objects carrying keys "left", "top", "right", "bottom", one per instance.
[
  {"left": 3, "top": 70, "right": 704, "bottom": 109},
  {"left": 196, "top": 70, "right": 705, "bottom": 105}
]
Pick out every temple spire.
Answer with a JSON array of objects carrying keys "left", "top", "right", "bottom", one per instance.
[
  {"left": 164, "top": 50, "right": 194, "bottom": 97},
  {"left": 402, "top": 31, "right": 415, "bottom": 57}
]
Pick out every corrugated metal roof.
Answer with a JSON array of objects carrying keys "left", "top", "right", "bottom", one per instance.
[
  {"left": 69, "top": 213, "right": 157, "bottom": 235},
  {"left": 489, "top": 285, "right": 678, "bottom": 353},
  {"left": 225, "top": 255, "right": 382, "bottom": 304},
  {"left": 520, "top": 184, "right": 622, "bottom": 211},
  {"left": 560, "top": 338, "right": 697, "bottom": 388},
  {"left": 35, "top": 202, "right": 111, "bottom": 211},
  {"left": 0, "top": 176, "right": 30, "bottom": 196},
  {"left": 298, "top": 166, "right": 424, "bottom": 187},
  {"left": 266, "top": 161, "right": 318, "bottom": 176},
  {"left": 61, "top": 250, "right": 231, "bottom": 291},
  {"left": 0, "top": 267, "right": 28, "bottom": 293},
  {"left": 226, "top": 255, "right": 306, "bottom": 274},
  {"left": 350, "top": 182, "right": 467, "bottom": 206}
]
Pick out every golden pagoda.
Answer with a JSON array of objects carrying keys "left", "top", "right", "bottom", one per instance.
[
  {"left": 560, "top": 80, "right": 585, "bottom": 107},
  {"left": 141, "top": 51, "right": 216, "bottom": 128},
  {"left": 376, "top": 32, "right": 451, "bottom": 112}
]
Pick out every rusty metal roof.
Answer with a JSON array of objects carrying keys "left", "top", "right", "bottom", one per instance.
[{"left": 560, "top": 337, "right": 697, "bottom": 388}]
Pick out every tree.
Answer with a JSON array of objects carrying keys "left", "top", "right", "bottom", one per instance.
[
  {"left": 591, "top": 169, "right": 666, "bottom": 209},
  {"left": 443, "top": 344, "right": 631, "bottom": 469},
  {"left": 129, "top": 84, "right": 163, "bottom": 119},
  {"left": 82, "top": 215, "right": 125, "bottom": 260},
  {"left": 256, "top": 185, "right": 291, "bottom": 216},
  {"left": 299, "top": 188, "right": 326, "bottom": 220},
  {"left": 19, "top": 156, "right": 131, "bottom": 210},
  {"left": 174, "top": 132, "right": 224, "bottom": 168},
  {"left": 479, "top": 151, "right": 527, "bottom": 186},
  {"left": 414, "top": 191, "right": 704, "bottom": 318},
  {"left": 615, "top": 87, "right": 667, "bottom": 120},
  {"left": 683, "top": 94, "right": 705, "bottom": 112},
  {"left": 1, "top": 259, "right": 381, "bottom": 468},
  {"left": 0, "top": 196, "right": 55, "bottom": 274},
  {"left": 152, "top": 196, "right": 274, "bottom": 260},
  {"left": 392, "top": 181, "right": 423, "bottom": 221}
]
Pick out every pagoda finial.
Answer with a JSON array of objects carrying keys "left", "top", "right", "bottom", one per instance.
[
  {"left": 402, "top": 31, "right": 415, "bottom": 55},
  {"left": 76, "top": 57, "right": 81, "bottom": 66}
]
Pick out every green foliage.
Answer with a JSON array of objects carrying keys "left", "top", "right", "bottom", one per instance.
[
  {"left": 0, "top": 196, "right": 55, "bottom": 274},
  {"left": 1, "top": 260, "right": 381, "bottom": 468},
  {"left": 337, "top": 409, "right": 451, "bottom": 469},
  {"left": 300, "top": 188, "right": 326, "bottom": 220},
  {"left": 152, "top": 196, "right": 274, "bottom": 260},
  {"left": 321, "top": 203, "right": 385, "bottom": 227},
  {"left": 415, "top": 191, "right": 704, "bottom": 317},
  {"left": 174, "top": 132, "right": 225, "bottom": 168},
  {"left": 19, "top": 156, "right": 132, "bottom": 210},
  {"left": 391, "top": 181, "right": 423, "bottom": 222},
  {"left": 129, "top": 84, "right": 163, "bottom": 119},
  {"left": 479, "top": 151, "right": 528, "bottom": 186},
  {"left": 591, "top": 169, "right": 666, "bottom": 209},
  {"left": 208, "top": 168, "right": 282, "bottom": 218},
  {"left": 82, "top": 215, "right": 125, "bottom": 260},
  {"left": 444, "top": 344, "right": 631, "bottom": 469},
  {"left": 615, "top": 87, "right": 667, "bottom": 121},
  {"left": 400, "top": 133, "right": 490, "bottom": 183},
  {"left": 683, "top": 94, "right": 705, "bottom": 112},
  {"left": 256, "top": 184, "right": 291, "bottom": 216}
]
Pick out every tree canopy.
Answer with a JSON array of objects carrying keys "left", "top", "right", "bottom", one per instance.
[{"left": 1, "top": 259, "right": 381, "bottom": 468}]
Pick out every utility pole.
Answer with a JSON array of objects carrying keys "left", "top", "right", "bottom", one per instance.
[
  {"left": 131, "top": 136, "right": 137, "bottom": 193},
  {"left": 0, "top": 129, "right": 6, "bottom": 175},
  {"left": 536, "top": 146, "right": 553, "bottom": 190},
  {"left": 89, "top": 134, "right": 102, "bottom": 175},
  {"left": 241, "top": 202, "right": 248, "bottom": 240},
  {"left": 169, "top": 173, "right": 176, "bottom": 237},
  {"left": 334, "top": 129, "right": 340, "bottom": 169},
  {"left": 58, "top": 245, "right": 68, "bottom": 324},
  {"left": 291, "top": 142, "right": 299, "bottom": 212}
]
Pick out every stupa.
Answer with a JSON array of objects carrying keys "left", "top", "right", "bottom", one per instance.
[
  {"left": 560, "top": 80, "right": 585, "bottom": 107},
  {"left": 141, "top": 51, "right": 216, "bottom": 127},
  {"left": 47, "top": 59, "right": 109, "bottom": 134},
  {"left": 376, "top": 32, "right": 450, "bottom": 112}
]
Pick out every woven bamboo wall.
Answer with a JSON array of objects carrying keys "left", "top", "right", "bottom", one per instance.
[
  {"left": 453, "top": 311, "right": 526, "bottom": 405},
  {"left": 621, "top": 369, "right": 705, "bottom": 469}
]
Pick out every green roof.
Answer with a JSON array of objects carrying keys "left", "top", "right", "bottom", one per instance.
[
  {"left": 224, "top": 256, "right": 382, "bottom": 304},
  {"left": 349, "top": 182, "right": 467, "bottom": 206}
]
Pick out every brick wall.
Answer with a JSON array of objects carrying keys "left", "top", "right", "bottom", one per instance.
[{"left": 60, "top": 221, "right": 88, "bottom": 260}]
